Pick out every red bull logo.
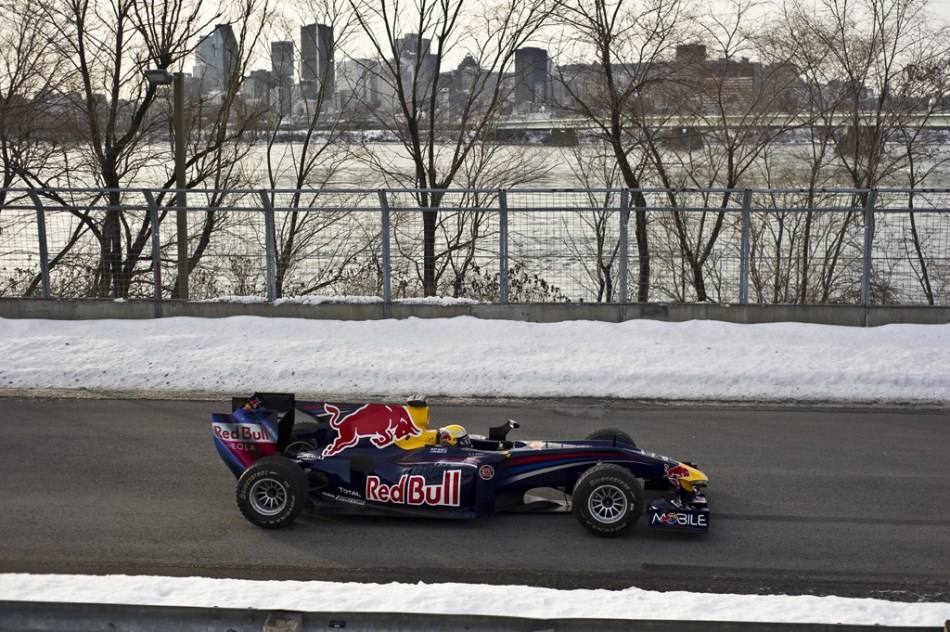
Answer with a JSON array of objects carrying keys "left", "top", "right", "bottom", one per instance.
[
  {"left": 665, "top": 464, "right": 692, "bottom": 481},
  {"left": 322, "top": 404, "right": 422, "bottom": 457},
  {"left": 365, "top": 470, "right": 461, "bottom": 507}
]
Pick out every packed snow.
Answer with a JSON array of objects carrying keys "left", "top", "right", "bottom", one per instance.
[
  {"left": 1, "top": 574, "right": 949, "bottom": 627},
  {"left": 1, "top": 315, "right": 948, "bottom": 626},
  {"left": 0, "top": 315, "right": 947, "bottom": 403}
]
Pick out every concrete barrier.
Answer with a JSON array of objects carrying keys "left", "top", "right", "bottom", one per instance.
[
  {"left": 0, "top": 601, "right": 942, "bottom": 632},
  {"left": 1, "top": 297, "right": 949, "bottom": 326}
]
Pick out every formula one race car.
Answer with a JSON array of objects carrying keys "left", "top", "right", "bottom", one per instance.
[{"left": 211, "top": 394, "right": 709, "bottom": 536}]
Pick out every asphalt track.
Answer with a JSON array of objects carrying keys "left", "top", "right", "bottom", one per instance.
[{"left": 0, "top": 397, "right": 948, "bottom": 601}]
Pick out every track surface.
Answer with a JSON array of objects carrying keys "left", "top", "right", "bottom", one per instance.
[{"left": 1, "top": 397, "right": 947, "bottom": 601}]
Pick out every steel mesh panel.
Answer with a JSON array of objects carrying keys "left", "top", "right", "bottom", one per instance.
[
  {"left": 2, "top": 186, "right": 949, "bottom": 307},
  {"left": 0, "top": 192, "right": 44, "bottom": 298}
]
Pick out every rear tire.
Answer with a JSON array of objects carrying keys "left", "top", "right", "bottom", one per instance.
[
  {"left": 572, "top": 464, "right": 643, "bottom": 536},
  {"left": 585, "top": 427, "right": 637, "bottom": 448},
  {"left": 236, "top": 456, "right": 308, "bottom": 529}
]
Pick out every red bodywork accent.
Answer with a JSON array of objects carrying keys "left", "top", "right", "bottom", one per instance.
[{"left": 322, "top": 404, "right": 421, "bottom": 456}]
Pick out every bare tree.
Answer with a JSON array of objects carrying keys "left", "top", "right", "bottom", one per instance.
[
  {"left": 20, "top": 0, "right": 275, "bottom": 299},
  {"left": 253, "top": 0, "right": 374, "bottom": 299},
  {"left": 757, "top": 0, "right": 950, "bottom": 303},
  {"left": 26, "top": 0, "right": 219, "bottom": 297},
  {"left": 640, "top": 0, "right": 805, "bottom": 302},
  {"left": 348, "top": 0, "right": 553, "bottom": 296},
  {"left": 0, "top": 0, "right": 67, "bottom": 193},
  {"left": 552, "top": 0, "right": 691, "bottom": 302},
  {"left": 557, "top": 143, "right": 626, "bottom": 301},
  {"left": 169, "top": 0, "right": 275, "bottom": 299},
  {"left": 0, "top": 0, "right": 70, "bottom": 297}
]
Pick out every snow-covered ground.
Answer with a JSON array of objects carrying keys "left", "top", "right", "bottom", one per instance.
[
  {"left": 1, "top": 315, "right": 948, "bottom": 626},
  {"left": 1, "top": 574, "right": 948, "bottom": 627},
  {"left": 1, "top": 316, "right": 948, "bottom": 403}
]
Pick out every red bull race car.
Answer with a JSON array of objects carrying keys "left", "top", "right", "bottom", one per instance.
[{"left": 211, "top": 394, "right": 709, "bottom": 536}]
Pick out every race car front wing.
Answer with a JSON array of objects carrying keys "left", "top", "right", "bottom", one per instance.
[{"left": 647, "top": 498, "right": 710, "bottom": 530}]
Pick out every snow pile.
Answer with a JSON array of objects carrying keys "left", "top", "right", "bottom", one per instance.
[
  {"left": 0, "top": 316, "right": 946, "bottom": 403},
  {"left": 0, "top": 575, "right": 947, "bottom": 626}
]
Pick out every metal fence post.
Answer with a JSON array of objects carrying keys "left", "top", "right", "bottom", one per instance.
[
  {"left": 26, "top": 189, "right": 51, "bottom": 299},
  {"left": 618, "top": 189, "right": 630, "bottom": 321},
  {"left": 739, "top": 189, "right": 753, "bottom": 305},
  {"left": 498, "top": 190, "right": 509, "bottom": 305},
  {"left": 860, "top": 189, "right": 878, "bottom": 325},
  {"left": 378, "top": 190, "right": 392, "bottom": 318},
  {"left": 143, "top": 191, "right": 163, "bottom": 318},
  {"left": 259, "top": 191, "right": 277, "bottom": 302}
]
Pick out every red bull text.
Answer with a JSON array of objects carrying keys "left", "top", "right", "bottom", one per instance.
[
  {"left": 365, "top": 470, "right": 461, "bottom": 507},
  {"left": 212, "top": 420, "right": 278, "bottom": 470},
  {"left": 213, "top": 422, "right": 276, "bottom": 445}
]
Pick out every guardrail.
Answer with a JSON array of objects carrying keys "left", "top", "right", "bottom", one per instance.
[
  {"left": 0, "top": 601, "right": 945, "bottom": 632},
  {"left": 2, "top": 296, "right": 950, "bottom": 327},
  {"left": 2, "top": 187, "right": 949, "bottom": 314}
]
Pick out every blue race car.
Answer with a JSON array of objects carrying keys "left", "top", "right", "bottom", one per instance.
[{"left": 212, "top": 393, "right": 709, "bottom": 537}]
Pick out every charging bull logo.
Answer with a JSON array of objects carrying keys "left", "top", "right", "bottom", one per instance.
[
  {"left": 322, "top": 404, "right": 422, "bottom": 457},
  {"left": 665, "top": 463, "right": 693, "bottom": 489}
]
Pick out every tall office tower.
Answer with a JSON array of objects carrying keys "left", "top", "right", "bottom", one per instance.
[
  {"left": 271, "top": 41, "right": 295, "bottom": 115},
  {"left": 336, "top": 58, "right": 382, "bottom": 111},
  {"left": 395, "top": 32, "right": 436, "bottom": 105},
  {"left": 395, "top": 33, "right": 431, "bottom": 61},
  {"left": 300, "top": 23, "right": 334, "bottom": 100},
  {"left": 514, "top": 46, "right": 550, "bottom": 111},
  {"left": 193, "top": 24, "right": 239, "bottom": 97}
]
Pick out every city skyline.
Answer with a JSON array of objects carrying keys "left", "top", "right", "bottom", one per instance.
[{"left": 190, "top": 21, "right": 795, "bottom": 119}]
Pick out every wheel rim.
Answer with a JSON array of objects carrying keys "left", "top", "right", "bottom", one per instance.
[
  {"left": 249, "top": 477, "right": 288, "bottom": 516},
  {"left": 588, "top": 483, "right": 628, "bottom": 524}
]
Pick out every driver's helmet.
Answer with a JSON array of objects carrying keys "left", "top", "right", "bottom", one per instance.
[{"left": 438, "top": 424, "right": 471, "bottom": 448}]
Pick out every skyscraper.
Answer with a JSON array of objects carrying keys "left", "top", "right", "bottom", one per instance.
[
  {"left": 271, "top": 41, "right": 294, "bottom": 115},
  {"left": 395, "top": 33, "right": 437, "bottom": 108},
  {"left": 300, "top": 23, "right": 334, "bottom": 100},
  {"left": 395, "top": 33, "right": 431, "bottom": 61},
  {"left": 193, "top": 24, "right": 239, "bottom": 97},
  {"left": 514, "top": 47, "right": 550, "bottom": 112},
  {"left": 336, "top": 58, "right": 382, "bottom": 113}
]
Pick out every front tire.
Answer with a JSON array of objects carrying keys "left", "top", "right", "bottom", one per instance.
[
  {"left": 572, "top": 464, "right": 643, "bottom": 536},
  {"left": 236, "top": 456, "right": 308, "bottom": 529}
]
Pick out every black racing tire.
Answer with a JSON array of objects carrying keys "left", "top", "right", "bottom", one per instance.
[
  {"left": 236, "top": 456, "right": 308, "bottom": 529},
  {"left": 585, "top": 427, "right": 637, "bottom": 448},
  {"left": 572, "top": 463, "right": 644, "bottom": 537},
  {"left": 283, "top": 421, "right": 320, "bottom": 456}
]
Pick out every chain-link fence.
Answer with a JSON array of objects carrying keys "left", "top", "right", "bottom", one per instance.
[{"left": 2, "top": 187, "right": 949, "bottom": 306}]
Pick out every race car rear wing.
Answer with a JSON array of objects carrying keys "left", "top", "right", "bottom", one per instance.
[{"left": 230, "top": 392, "right": 297, "bottom": 453}]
